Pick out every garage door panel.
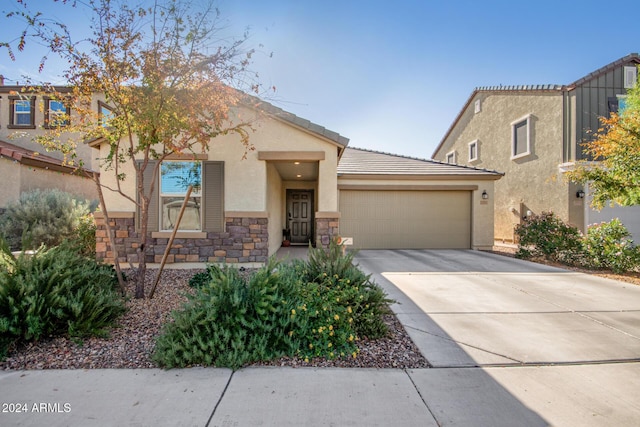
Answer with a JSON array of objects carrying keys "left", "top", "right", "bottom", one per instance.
[{"left": 340, "top": 190, "right": 471, "bottom": 249}]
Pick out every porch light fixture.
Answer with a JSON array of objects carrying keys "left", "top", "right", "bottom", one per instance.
[
  {"left": 481, "top": 190, "right": 489, "bottom": 200},
  {"left": 576, "top": 190, "right": 585, "bottom": 199},
  {"left": 296, "top": 174, "right": 302, "bottom": 178},
  {"left": 294, "top": 161, "right": 300, "bottom": 165}
]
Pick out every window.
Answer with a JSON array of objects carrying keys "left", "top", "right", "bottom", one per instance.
[
  {"left": 468, "top": 140, "right": 479, "bottom": 162},
  {"left": 624, "top": 66, "right": 637, "bottom": 89},
  {"left": 138, "top": 160, "right": 224, "bottom": 233},
  {"left": 8, "top": 96, "right": 36, "bottom": 129},
  {"left": 44, "top": 97, "right": 70, "bottom": 128},
  {"left": 474, "top": 99, "right": 481, "bottom": 114},
  {"left": 98, "top": 101, "right": 115, "bottom": 127},
  {"left": 446, "top": 150, "right": 456, "bottom": 164},
  {"left": 511, "top": 114, "right": 531, "bottom": 159},
  {"left": 608, "top": 95, "right": 628, "bottom": 115},
  {"left": 160, "top": 161, "right": 202, "bottom": 231}
]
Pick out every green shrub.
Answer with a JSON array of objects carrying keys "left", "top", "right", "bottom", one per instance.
[
  {"left": 304, "top": 243, "right": 392, "bottom": 339},
  {"left": 0, "top": 189, "right": 94, "bottom": 251},
  {"left": 0, "top": 242, "right": 125, "bottom": 358},
  {"left": 155, "top": 242, "right": 394, "bottom": 369},
  {"left": 582, "top": 219, "right": 639, "bottom": 273},
  {"left": 68, "top": 213, "right": 97, "bottom": 257},
  {"left": 515, "top": 211, "right": 584, "bottom": 265},
  {"left": 153, "top": 261, "right": 302, "bottom": 370}
]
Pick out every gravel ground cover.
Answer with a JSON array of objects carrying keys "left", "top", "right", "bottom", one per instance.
[
  {"left": 0, "top": 268, "right": 429, "bottom": 370},
  {"left": 490, "top": 246, "right": 640, "bottom": 287}
]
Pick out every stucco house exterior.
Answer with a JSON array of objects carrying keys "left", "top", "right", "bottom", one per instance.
[
  {"left": 432, "top": 53, "right": 640, "bottom": 242},
  {"left": 0, "top": 84, "right": 97, "bottom": 209},
  {"left": 89, "top": 97, "right": 502, "bottom": 265}
]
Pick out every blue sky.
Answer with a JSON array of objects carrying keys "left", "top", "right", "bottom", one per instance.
[{"left": 2, "top": 0, "right": 639, "bottom": 158}]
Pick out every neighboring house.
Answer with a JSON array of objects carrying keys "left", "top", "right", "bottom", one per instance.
[
  {"left": 91, "top": 99, "right": 502, "bottom": 265},
  {"left": 432, "top": 53, "right": 640, "bottom": 242},
  {"left": 0, "top": 82, "right": 97, "bottom": 209}
]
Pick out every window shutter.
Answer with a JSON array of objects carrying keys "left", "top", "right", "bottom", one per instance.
[
  {"left": 136, "top": 160, "right": 159, "bottom": 232},
  {"left": 203, "top": 161, "right": 224, "bottom": 232}
]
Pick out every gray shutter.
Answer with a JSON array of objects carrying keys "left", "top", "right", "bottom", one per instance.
[
  {"left": 136, "top": 160, "right": 159, "bottom": 232},
  {"left": 203, "top": 161, "right": 224, "bottom": 232}
]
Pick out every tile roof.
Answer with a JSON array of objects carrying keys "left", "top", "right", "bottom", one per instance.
[
  {"left": 0, "top": 139, "right": 94, "bottom": 176},
  {"left": 338, "top": 147, "right": 502, "bottom": 177},
  {"left": 245, "top": 96, "right": 350, "bottom": 147}
]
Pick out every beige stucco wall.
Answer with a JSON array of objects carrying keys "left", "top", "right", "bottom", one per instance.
[
  {"left": 266, "top": 163, "right": 283, "bottom": 257},
  {"left": 337, "top": 177, "right": 497, "bottom": 250},
  {"left": 435, "top": 92, "right": 577, "bottom": 241},
  {"left": 96, "top": 105, "right": 341, "bottom": 222},
  {"left": 0, "top": 159, "right": 97, "bottom": 208},
  {"left": 0, "top": 161, "right": 21, "bottom": 207}
]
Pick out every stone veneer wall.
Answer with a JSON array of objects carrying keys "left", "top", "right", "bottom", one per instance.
[
  {"left": 315, "top": 217, "right": 339, "bottom": 249},
  {"left": 95, "top": 213, "right": 268, "bottom": 264}
]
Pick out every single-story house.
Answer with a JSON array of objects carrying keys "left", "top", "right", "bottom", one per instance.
[{"left": 91, "top": 99, "right": 502, "bottom": 264}]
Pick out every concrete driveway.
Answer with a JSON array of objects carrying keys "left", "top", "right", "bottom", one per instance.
[{"left": 355, "top": 249, "right": 640, "bottom": 426}]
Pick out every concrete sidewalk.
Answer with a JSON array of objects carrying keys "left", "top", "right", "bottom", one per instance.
[{"left": 2, "top": 364, "right": 640, "bottom": 426}]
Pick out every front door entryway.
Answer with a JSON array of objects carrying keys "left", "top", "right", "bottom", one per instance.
[{"left": 286, "top": 190, "right": 314, "bottom": 245}]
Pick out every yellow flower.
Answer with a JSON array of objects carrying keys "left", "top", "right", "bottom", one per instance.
[
  {"left": 328, "top": 342, "right": 332, "bottom": 348},
  {"left": 328, "top": 325, "right": 333, "bottom": 331},
  {"left": 329, "top": 331, "right": 334, "bottom": 336},
  {"left": 347, "top": 307, "right": 352, "bottom": 313},
  {"left": 329, "top": 352, "right": 334, "bottom": 357},
  {"left": 288, "top": 331, "right": 293, "bottom": 337},
  {"left": 336, "top": 297, "right": 340, "bottom": 302},
  {"left": 348, "top": 318, "right": 353, "bottom": 323},
  {"left": 349, "top": 334, "right": 354, "bottom": 342},
  {"left": 309, "top": 343, "right": 314, "bottom": 349},
  {"left": 291, "top": 309, "right": 296, "bottom": 315},
  {"left": 304, "top": 357, "right": 309, "bottom": 363},
  {"left": 352, "top": 352, "right": 357, "bottom": 359},
  {"left": 334, "top": 314, "right": 340, "bottom": 321}
]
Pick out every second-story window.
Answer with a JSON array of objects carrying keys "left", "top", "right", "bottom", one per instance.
[
  {"left": 98, "top": 101, "right": 115, "bottom": 127},
  {"left": 45, "top": 97, "right": 70, "bottom": 128},
  {"left": 9, "top": 96, "right": 36, "bottom": 129}
]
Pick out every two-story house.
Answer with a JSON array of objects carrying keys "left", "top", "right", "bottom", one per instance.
[
  {"left": 433, "top": 53, "right": 640, "bottom": 242},
  {"left": 0, "top": 81, "right": 97, "bottom": 209}
]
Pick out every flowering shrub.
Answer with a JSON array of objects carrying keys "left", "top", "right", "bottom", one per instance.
[
  {"left": 515, "top": 211, "right": 584, "bottom": 265},
  {"left": 582, "top": 219, "right": 639, "bottom": 273},
  {"left": 154, "top": 242, "right": 393, "bottom": 369}
]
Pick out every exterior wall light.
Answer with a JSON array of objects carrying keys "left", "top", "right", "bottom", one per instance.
[
  {"left": 481, "top": 190, "right": 489, "bottom": 200},
  {"left": 576, "top": 190, "right": 585, "bottom": 199}
]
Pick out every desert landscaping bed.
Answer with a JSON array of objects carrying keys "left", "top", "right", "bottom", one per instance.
[{"left": 0, "top": 269, "right": 429, "bottom": 370}]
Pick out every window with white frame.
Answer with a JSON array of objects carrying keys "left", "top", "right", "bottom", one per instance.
[
  {"left": 468, "top": 140, "right": 479, "bottom": 162},
  {"left": 445, "top": 150, "right": 456, "bottom": 164},
  {"left": 8, "top": 96, "right": 35, "bottom": 129},
  {"left": 511, "top": 114, "right": 531, "bottom": 160},
  {"left": 474, "top": 99, "right": 481, "bottom": 114},
  {"left": 624, "top": 66, "right": 637, "bottom": 89},
  {"left": 160, "top": 161, "right": 202, "bottom": 231},
  {"left": 45, "top": 97, "right": 70, "bottom": 128}
]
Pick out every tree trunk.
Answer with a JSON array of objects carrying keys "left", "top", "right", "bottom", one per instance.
[
  {"left": 93, "top": 172, "right": 126, "bottom": 295},
  {"left": 135, "top": 200, "right": 149, "bottom": 299}
]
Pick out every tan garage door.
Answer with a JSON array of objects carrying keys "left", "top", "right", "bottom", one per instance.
[{"left": 339, "top": 190, "right": 471, "bottom": 249}]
